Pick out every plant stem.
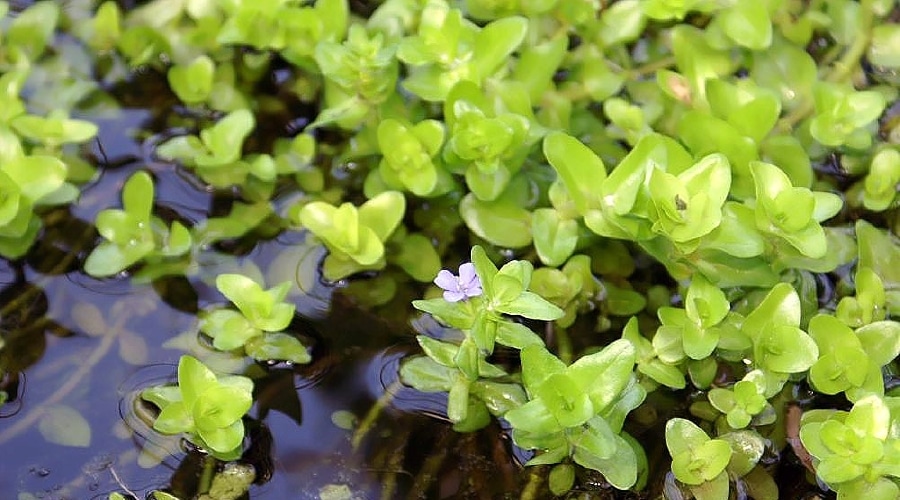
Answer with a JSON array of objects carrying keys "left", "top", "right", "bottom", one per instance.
[
  {"left": 197, "top": 454, "right": 217, "bottom": 495},
  {"left": 406, "top": 427, "right": 453, "bottom": 499},
  {"left": 352, "top": 380, "right": 401, "bottom": 450},
  {"left": 627, "top": 55, "right": 677, "bottom": 79},
  {"left": 519, "top": 467, "right": 545, "bottom": 500},
  {"left": 555, "top": 325, "right": 573, "bottom": 365},
  {"left": 776, "top": 0, "right": 876, "bottom": 132}
]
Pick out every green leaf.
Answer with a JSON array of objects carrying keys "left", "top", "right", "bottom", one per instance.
[
  {"left": 721, "top": 431, "right": 765, "bottom": 477},
  {"left": 505, "top": 398, "right": 559, "bottom": 435},
  {"left": 520, "top": 343, "right": 567, "bottom": 393},
  {"left": 83, "top": 240, "right": 150, "bottom": 277},
  {"left": 206, "top": 311, "right": 261, "bottom": 351},
  {"left": 846, "top": 395, "right": 891, "bottom": 440},
  {"left": 459, "top": 192, "right": 532, "bottom": 248},
  {"left": 197, "top": 109, "right": 255, "bottom": 166},
  {"left": 496, "top": 291, "right": 564, "bottom": 321},
  {"left": 665, "top": 417, "right": 711, "bottom": 456},
  {"left": 413, "top": 298, "right": 477, "bottom": 330},
  {"left": 573, "top": 433, "right": 639, "bottom": 490},
  {"left": 543, "top": 132, "right": 606, "bottom": 214},
  {"left": 358, "top": 191, "right": 405, "bottom": 242},
  {"left": 38, "top": 404, "right": 91, "bottom": 448},
  {"left": 532, "top": 209, "right": 578, "bottom": 267},
  {"left": 495, "top": 321, "right": 543, "bottom": 349},
  {"left": 685, "top": 274, "right": 730, "bottom": 328},
  {"left": 178, "top": 355, "right": 218, "bottom": 404},
  {"left": 245, "top": 333, "right": 311, "bottom": 364},
  {"left": 857, "top": 220, "right": 900, "bottom": 290},
  {"left": 193, "top": 386, "right": 251, "bottom": 430},
  {"left": 857, "top": 321, "right": 900, "bottom": 367},
  {"left": 400, "top": 356, "right": 455, "bottom": 392},
  {"left": 153, "top": 401, "right": 193, "bottom": 435},
  {"left": 742, "top": 283, "right": 801, "bottom": 338},
  {"left": 447, "top": 376, "right": 470, "bottom": 422},
  {"left": 3, "top": 155, "right": 68, "bottom": 203},
  {"left": 470, "top": 16, "right": 527, "bottom": 81},
  {"left": 719, "top": 1, "right": 772, "bottom": 50},
  {"left": 535, "top": 372, "right": 594, "bottom": 427},
  {"left": 549, "top": 464, "right": 575, "bottom": 496},
  {"left": 869, "top": 24, "right": 900, "bottom": 68},
  {"left": 754, "top": 325, "right": 818, "bottom": 373},
  {"left": 569, "top": 339, "right": 636, "bottom": 412},
  {"left": 393, "top": 233, "right": 441, "bottom": 282},
  {"left": 197, "top": 419, "right": 245, "bottom": 454},
  {"left": 168, "top": 55, "right": 215, "bottom": 104}
]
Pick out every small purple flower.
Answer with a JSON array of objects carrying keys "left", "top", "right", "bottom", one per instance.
[{"left": 434, "top": 262, "right": 483, "bottom": 302}]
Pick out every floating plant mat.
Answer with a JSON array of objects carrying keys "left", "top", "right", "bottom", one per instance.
[{"left": 2, "top": 0, "right": 900, "bottom": 499}]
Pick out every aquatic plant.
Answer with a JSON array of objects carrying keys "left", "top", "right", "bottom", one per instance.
[
  {"left": 141, "top": 355, "right": 253, "bottom": 461},
  {"left": 0, "top": 0, "right": 899, "bottom": 498}
]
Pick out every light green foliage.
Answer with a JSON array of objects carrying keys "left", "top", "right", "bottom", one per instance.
[
  {"left": 312, "top": 24, "right": 398, "bottom": 129},
  {"left": 622, "top": 316, "right": 685, "bottom": 390},
  {"left": 741, "top": 283, "right": 818, "bottom": 377},
  {"left": 0, "top": 154, "right": 69, "bottom": 258},
  {"left": 396, "top": 2, "right": 527, "bottom": 101},
  {"left": 708, "top": 370, "right": 772, "bottom": 429},
  {"left": 141, "top": 355, "right": 253, "bottom": 461},
  {"left": 11, "top": 110, "right": 98, "bottom": 148},
  {"left": 800, "top": 395, "right": 900, "bottom": 499},
  {"left": 530, "top": 255, "right": 600, "bottom": 327},
  {"left": 808, "top": 314, "right": 900, "bottom": 401},
  {"left": 810, "top": 82, "right": 886, "bottom": 150},
  {"left": 374, "top": 118, "right": 449, "bottom": 197},
  {"left": 860, "top": 148, "right": 900, "bottom": 211},
  {"left": 749, "top": 160, "right": 842, "bottom": 260},
  {"left": 443, "top": 82, "right": 534, "bottom": 201},
  {"left": 505, "top": 341, "right": 644, "bottom": 491},
  {"left": 4, "top": 0, "right": 900, "bottom": 496},
  {"left": 168, "top": 55, "right": 215, "bottom": 105},
  {"left": 84, "top": 171, "right": 193, "bottom": 278},
  {"left": 156, "top": 109, "right": 258, "bottom": 189},
  {"left": 665, "top": 418, "right": 733, "bottom": 499},
  {"left": 200, "top": 274, "right": 310, "bottom": 364},
  {"left": 653, "top": 274, "right": 737, "bottom": 363},
  {"left": 297, "top": 191, "right": 405, "bottom": 281},
  {"left": 836, "top": 267, "right": 887, "bottom": 328}
]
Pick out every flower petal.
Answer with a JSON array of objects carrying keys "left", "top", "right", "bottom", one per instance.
[
  {"left": 443, "top": 290, "right": 466, "bottom": 302},
  {"left": 458, "top": 262, "right": 479, "bottom": 287},
  {"left": 434, "top": 270, "right": 459, "bottom": 292}
]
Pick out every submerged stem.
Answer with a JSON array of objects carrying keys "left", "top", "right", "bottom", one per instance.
[
  {"left": 352, "top": 380, "right": 401, "bottom": 450},
  {"left": 519, "top": 467, "right": 545, "bottom": 500},
  {"left": 197, "top": 454, "right": 217, "bottom": 495}
]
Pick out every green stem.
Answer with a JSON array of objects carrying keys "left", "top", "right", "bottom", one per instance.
[
  {"left": 627, "top": 55, "right": 677, "bottom": 79},
  {"left": 519, "top": 468, "right": 545, "bottom": 500},
  {"left": 197, "top": 454, "right": 217, "bottom": 495},
  {"left": 776, "top": 0, "right": 876, "bottom": 133},
  {"left": 553, "top": 324, "right": 573, "bottom": 365},
  {"left": 406, "top": 427, "right": 453, "bottom": 499},
  {"left": 352, "top": 380, "right": 401, "bottom": 450}
]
